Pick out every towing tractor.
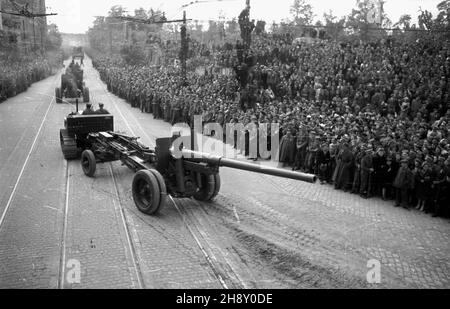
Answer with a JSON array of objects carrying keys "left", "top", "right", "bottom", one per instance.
[
  {"left": 55, "top": 60, "right": 90, "bottom": 104},
  {"left": 60, "top": 112, "right": 316, "bottom": 216},
  {"left": 72, "top": 46, "right": 85, "bottom": 61}
]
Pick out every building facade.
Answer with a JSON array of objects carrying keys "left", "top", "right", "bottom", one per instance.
[{"left": 0, "top": 0, "right": 48, "bottom": 52}]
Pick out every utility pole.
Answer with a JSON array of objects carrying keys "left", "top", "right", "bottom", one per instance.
[{"left": 239, "top": 0, "right": 253, "bottom": 50}]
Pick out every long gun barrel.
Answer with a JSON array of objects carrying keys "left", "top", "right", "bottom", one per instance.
[{"left": 179, "top": 149, "right": 317, "bottom": 183}]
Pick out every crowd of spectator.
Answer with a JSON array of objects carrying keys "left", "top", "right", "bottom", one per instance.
[
  {"left": 0, "top": 53, "right": 61, "bottom": 103},
  {"left": 91, "top": 33, "right": 450, "bottom": 218}
]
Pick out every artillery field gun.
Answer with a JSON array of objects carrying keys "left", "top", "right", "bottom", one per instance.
[
  {"left": 60, "top": 113, "right": 316, "bottom": 215},
  {"left": 72, "top": 46, "right": 85, "bottom": 61},
  {"left": 55, "top": 60, "right": 90, "bottom": 104}
]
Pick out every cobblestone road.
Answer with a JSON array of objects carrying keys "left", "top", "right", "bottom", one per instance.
[{"left": 0, "top": 57, "right": 448, "bottom": 289}]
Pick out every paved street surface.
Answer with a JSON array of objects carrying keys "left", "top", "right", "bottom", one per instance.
[{"left": 0, "top": 57, "right": 449, "bottom": 289}]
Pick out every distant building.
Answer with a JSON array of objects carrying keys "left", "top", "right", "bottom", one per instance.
[{"left": 0, "top": 0, "right": 48, "bottom": 52}]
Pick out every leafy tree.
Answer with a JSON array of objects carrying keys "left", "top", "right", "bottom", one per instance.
[
  {"left": 108, "top": 5, "right": 127, "bottom": 18},
  {"left": 323, "top": 10, "right": 346, "bottom": 40},
  {"left": 346, "top": 0, "right": 388, "bottom": 41},
  {"left": 418, "top": 10, "right": 434, "bottom": 30},
  {"left": 394, "top": 14, "right": 412, "bottom": 30},
  {"left": 120, "top": 44, "right": 145, "bottom": 64},
  {"left": 289, "top": 0, "right": 314, "bottom": 25},
  {"left": 134, "top": 7, "right": 148, "bottom": 31},
  {"left": 436, "top": 0, "right": 450, "bottom": 30}
]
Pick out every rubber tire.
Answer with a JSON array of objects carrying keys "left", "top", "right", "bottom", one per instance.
[
  {"left": 83, "top": 87, "right": 90, "bottom": 103},
  {"left": 55, "top": 87, "right": 62, "bottom": 103},
  {"left": 193, "top": 173, "right": 220, "bottom": 202},
  {"left": 81, "top": 150, "right": 96, "bottom": 177},
  {"left": 149, "top": 169, "right": 167, "bottom": 213},
  {"left": 210, "top": 174, "right": 221, "bottom": 201},
  {"left": 132, "top": 170, "right": 161, "bottom": 215}
]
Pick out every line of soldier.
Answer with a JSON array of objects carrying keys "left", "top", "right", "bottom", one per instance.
[
  {"left": 92, "top": 58, "right": 235, "bottom": 128},
  {"left": 0, "top": 56, "right": 55, "bottom": 103}
]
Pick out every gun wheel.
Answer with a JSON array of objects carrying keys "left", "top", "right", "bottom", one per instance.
[
  {"left": 194, "top": 173, "right": 221, "bottom": 202},
  {"left": 81, "top": 150, "right": 96, "bottom": 177},
  {"left": 149, "top": 169, "right": 167, "bottom": 212},
  {"left": 60, "top": 129, "right": 79, "bottom": 160},
  {"left": 132, "top": 170, "right": 164, "bottom": 215}
]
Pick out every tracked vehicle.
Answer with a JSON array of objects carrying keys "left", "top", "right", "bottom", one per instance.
[{"left": 55, "top": 60, "right": 90, "bottom": 104}]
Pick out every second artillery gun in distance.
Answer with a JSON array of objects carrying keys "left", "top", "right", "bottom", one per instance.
[
  {"left": 72, "top": 46, "right": 85, "bottom": 62},
  {"left": 55, "top": 58, "right": 90, "bottom": 104},
  {"left": 60, "top": 113, "right": 316, "bottom": 215}
]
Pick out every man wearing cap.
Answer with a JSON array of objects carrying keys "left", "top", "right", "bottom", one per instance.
[
  {"left": 82, "top": 103, "right": 96, "bottom": 115},
  {"left": 415, "top": 162, "right": 433, "bottom": 212},
  {"left": 352, "top": 145, "right": 365, "bottom": 194},
  {"left": 381, "top": 156, "right": 397, "bottom": 200},
  {"left": 393, "top": 158, "right": 414, "bottom": 209},
  {"left": 431, "top": 157, "right": 447, "bottom": 217},
  {"left": 292, "top": 127, "right": 309, "bottom": 172},
  {"left": 316, "top": 143, "right": 331, "bottom": 184},
  {"left": 360, "top": 147, "right": 374, "bottom": 198},
  {"left": 335, "top": 142, "right": 354, "bottom": 192},
  {"left": 372, "top": 147, "right": 387, "bottom": 196},
  {"left": 95, "top": 103, "right": 110, "bottom": 115},
  {"left": 305, "top": 133, "right": 319, "bottom": 174},
  {"left": 279, "top": 129, "right": 296, "bottom": 168}
]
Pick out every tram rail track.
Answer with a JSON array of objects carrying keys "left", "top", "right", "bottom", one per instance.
[
  {"left": 89, "top": 57, "right": 247, "bottom": 289},
  {"left": 0, "top": 73, "right": 59, "bottom": 231}
]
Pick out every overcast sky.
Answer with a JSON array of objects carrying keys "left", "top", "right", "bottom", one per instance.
[{"left": 46, "top": 0, "right": 441, "bottom": 33}]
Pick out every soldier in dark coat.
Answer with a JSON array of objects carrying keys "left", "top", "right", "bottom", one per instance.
[
  {"left": 82, "top": 103, "right": 96, "bottom": 115},
  {"left": 393, "top": 158, "right": 414, "bottom": 209},
  {"left": 305, "top": 134, "right": 319, "bottom": 174},
  {"left": 360, "top": 147, "right": 374, "bottom": 198},
  {"left": 279, "top": 129, "right": 296, "bottom": 167},
  {"left": 317, "top": 144, "right": 331, "bottom": 184},
  {"left": 431, "top": 158, "right": 448, "bottom": 217},
  {"left": 335, "top": 143, "right": 354, "bottom": 191},
  {"left": 329, "top": 142, "right": 339, "bottom": 184},
  {"left": 95, "top": 103, "right": 110, "bottom": 115},
  {"left": 372, "top": 148, "right": 387, "bottom": 196},
  {"left": 380, "top": 156, "right": 397, "bottom": 200},
  {"left": 352, "top": 145, "right": 365, "bottom": 194},
  {"left": 153, "top": 91, "right": 161, "bottom": 119},
  {"left": 292, "top": 128, "right": 308, "bottom": 171},
  {"left": 415, "top": 162, "right": 433, "bottom": 212}
]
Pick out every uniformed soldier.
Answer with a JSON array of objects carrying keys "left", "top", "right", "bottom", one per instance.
[
  {"left": 153, "top": 90, "right": 160, "bottom": 119},
  {"left": 95, "top": 103, "right": 110, "bottom": 115},
  {"left": 82, "top": 103, "right": 96, "bottom": 115}
]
